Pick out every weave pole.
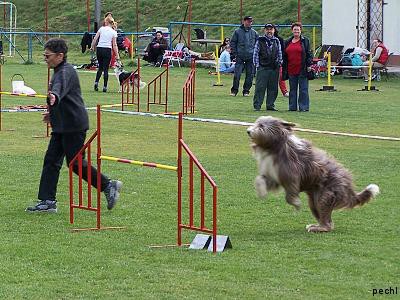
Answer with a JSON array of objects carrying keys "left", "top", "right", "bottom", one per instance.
[{"left": 0, "top": 91, "right": 47, "bottom": 98}]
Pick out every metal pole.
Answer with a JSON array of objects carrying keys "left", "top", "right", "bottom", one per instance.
[
  {"left": 297, "top": 0, "right": 301, "bottom": 22},
  {"left": 86, "top": 0, "right": 90, "bottom": 32},
  {"left": 135, "top": 0, "right": 139, "bottom": 34},
  {"left": 187, "top": 0, "right": 192, "bottom": 48},
  {"left": 9, "top": 3, "right": 12, "bottom": 56},
  {"left": 135, "top": 0, "right": 139, "bottom": 54},
  {"left": 94, "top": 0, "right": 101, "bottom": 28},
  {"left": 240, "top": 0, "right": 243, "bottom": 22},
  {"left": 177, "top": 113, "right": 183, "bottom": 247}
]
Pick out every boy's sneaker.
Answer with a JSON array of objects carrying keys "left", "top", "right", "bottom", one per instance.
[
  {"left": 94, "top": 83, "right": 99, "bottom": 91},
  {"left": 104, "top": 180, "right": 123, "bottom": 210},
  {"left": 26, "top": 200, "right": 57, "bottom": 213}
]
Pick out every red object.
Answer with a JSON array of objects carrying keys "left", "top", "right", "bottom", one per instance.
[
  {"left": 121, "top": 57, "right": 140, "bottom": 111},
  {"left": 69, "top": 106, "right": 219, "bottom": 252},
  {"left": 278, "top": 66, "right": 288, "bottom": 95},
  {"left": 182, "top": 60, "right": 196, "bottom": 114},
  {"left": 177, "top": 112, "right": 218, "bottom": 252},
  {"left": 123, "top": 37, "right": 133, "bottom": 56},
  {"left": 110, "top": 51, "right": 116, "bottom": 67},
  {"left": 286, "top": 40, "right": 302, "bottom": 76},
  {"left": 376, "top": 42, "right": 389, "bottom": 65},
  {"left": 147, "top": 64, "right": 169, "bottom": 113}
]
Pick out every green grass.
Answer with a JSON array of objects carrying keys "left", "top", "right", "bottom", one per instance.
[
  {"left": 8, "top": 0, "right": 323, "bottom": 65},
  {"left": 13, "top": 0, "right": 322, "bottom": 33},
  {"left": 0, "top": 59, "right": 399, "bottom": 299}
]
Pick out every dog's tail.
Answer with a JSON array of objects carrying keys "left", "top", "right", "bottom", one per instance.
[{"left": 349, "top": 184, "right": 380, "bottom": 208}]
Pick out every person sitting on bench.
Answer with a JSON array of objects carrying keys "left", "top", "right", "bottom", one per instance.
[{"left": 219, "top": 45, "right": 235, "bottom": 73}]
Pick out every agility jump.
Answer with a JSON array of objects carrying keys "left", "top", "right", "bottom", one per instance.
[
  {"left": 318, "top": 52, "right": 379, "bottom": 92},
  {"left": 69, "top": 105, "right": 219, "bottom": 252},
  {"left": 117, "top": 57, "right": 196, "bottom": 115},
  {"left": 0, "top": 62, "right": 50, "bottom": 133}
]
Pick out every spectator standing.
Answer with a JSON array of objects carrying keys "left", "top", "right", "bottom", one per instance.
[
  {"left": 230, "top": 16, "right": 258, "bottom": 97},
  {"left": 143, "top": 31, "right": 168, "bottom": 66},
  {"left": 274, "top": 26, "right": 289, "bottom": 97},
  {"left": 219, "top": 45, "right": 235, "bottom": 73},
  {"left": 26, "top": 38, "right": 122, "bottom": 213},
  {"left": 252, "top": 23, "right": 282, "bottom": 111},
  {"left": 282, "top": 22, "right": 313, "bottom": 112},
  {"left": 90, "top": 16, "right": 120, "bottom": 92}
]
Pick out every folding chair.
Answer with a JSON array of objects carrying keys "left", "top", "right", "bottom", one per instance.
[{"left": 162, "top": 43, "right": 185, "bottom": 67}]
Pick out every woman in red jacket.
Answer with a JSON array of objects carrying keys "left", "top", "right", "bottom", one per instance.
[{"left": 282, "top": 22, "right": 313, "bottom": 112}]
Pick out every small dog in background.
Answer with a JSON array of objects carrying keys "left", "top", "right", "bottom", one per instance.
[
  {"left": 114, "top": 62, "right": 146, "bottom": 92},
  {"left": 247, "top": 116, "right": 379, "bottom": 233}
]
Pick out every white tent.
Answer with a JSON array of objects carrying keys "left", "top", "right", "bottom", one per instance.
[{"left": 322, "top": 0, "right": 399, "bottom": 54}]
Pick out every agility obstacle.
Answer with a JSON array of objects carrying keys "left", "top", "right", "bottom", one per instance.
[
  {"left": 317, "top": 52, "right": 379, "bottom": 92},
  {"left": 119, "top": 57, "right": 195, "bottom": 115},
  {"left": 69, "top": 105, "right": 222, "bottom": 252},
  {"left": 182, "top": 60, "right": 196, "bottom": 114},
  {"left": 121, "top": 57, "right": 141, "bottom": 112},
  {"left": 0, "top": 62, "right": 50, "bottom": 133},
  {"left": 147, "top": 64, "right": 169, "bottom": 113}
]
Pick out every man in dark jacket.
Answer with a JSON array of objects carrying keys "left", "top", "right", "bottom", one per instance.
[
  {"left": 230, "top": 16, "right": 258, "bottom": 97},
  {"left": 144, "top": 31, "right": 168, "bottom": 66},
  {"left": 252, "top": 23, "right": 282, "bottom": 111},
  {"left": 26, "top": 38, "right": 122, "bottom": 213}
]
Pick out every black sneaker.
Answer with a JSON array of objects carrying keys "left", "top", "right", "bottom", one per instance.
[
  {"left": 102, "top": 87, "right": 107, "bottom": 93},
  {"left": 104, "top": 180, "right": 123, "bottom": 210},
  {"left": 26, "top": 200, "right": 57, "bottom": 213},
  {"left": 94, "top": 83, "right": 99, "bottom": 91}
]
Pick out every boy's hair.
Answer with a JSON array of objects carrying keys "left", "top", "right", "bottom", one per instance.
[{"left": 44, "top": 38, "right": 68, "bottom": 60}]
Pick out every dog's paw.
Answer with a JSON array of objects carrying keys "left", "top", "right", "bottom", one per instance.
[
  {"left": 306, "top": 224, "right": 331, "bottom": 233},
  {"left": 255, "top": 176, "right": 267, "bottom": 198}
]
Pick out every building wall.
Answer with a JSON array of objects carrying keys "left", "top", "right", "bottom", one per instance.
[
  {"left": 383, "top": 1, "right": 399, "bottom": 54},
  {"left": 322, "top": 0, "right": 399, "bottom": 54}
]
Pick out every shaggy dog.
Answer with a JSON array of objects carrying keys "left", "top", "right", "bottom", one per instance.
[
  {"left": 114, "top": 65, "right": 146, "bottom": 92},
  {"left": 247, "top": 116, "right": 379, "bottom": 233}
]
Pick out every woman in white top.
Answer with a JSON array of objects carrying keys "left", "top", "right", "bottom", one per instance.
[{"left": 90, "top": 16, "right": 120, "bottom": 92}]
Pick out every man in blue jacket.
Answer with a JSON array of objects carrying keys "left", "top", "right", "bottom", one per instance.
[
  {"left": 229, "top": 16, "right": 258, "bottom": 97},
  {"left": 253, "top": 23, "right": 282, "bottom": 111},
  {"left": 26, "top": 38, "right": 122, "bottom": 213}
]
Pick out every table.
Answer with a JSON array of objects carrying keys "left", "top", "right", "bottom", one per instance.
[{"left": 191, "top": 39, "right": 222, "bottom": 51}]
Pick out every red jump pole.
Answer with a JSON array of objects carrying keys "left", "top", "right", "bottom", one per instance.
[
  {"left": 177, "top": 112, "right": 183, "bottom": 247},
  {"left": 96, "top": 104, "right": 102, "bottom": 229}
]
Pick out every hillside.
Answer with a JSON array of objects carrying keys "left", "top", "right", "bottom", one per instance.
[{"left": 11, "top": 0, "right": 321, "bottom": 33}]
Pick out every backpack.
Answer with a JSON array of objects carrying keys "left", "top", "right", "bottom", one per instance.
[
  {"left": 351, "top": 53, "right": 363, "bottom": 66},
  {"left": 340, "top": 54, "right": 353, "bottom": 66}
]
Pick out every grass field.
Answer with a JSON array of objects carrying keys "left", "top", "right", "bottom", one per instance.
[{"left": 0, "top": 58, "right": 399, "bottom": 299}]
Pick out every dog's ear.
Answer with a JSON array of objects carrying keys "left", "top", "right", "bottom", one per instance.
[{"left": 280, "top": 120, "right": 296, "bottom": 131}]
